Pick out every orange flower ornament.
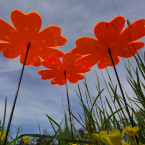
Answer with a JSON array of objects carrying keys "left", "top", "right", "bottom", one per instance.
[
  {"left": 0, "top": 9, "right": 67, "bottom": 66},
  {"left": 71, "top": 16, "right": 145, "bottom": 69},
  {"left": 38, "top": 52, "right": 90, "bottom": 85}
]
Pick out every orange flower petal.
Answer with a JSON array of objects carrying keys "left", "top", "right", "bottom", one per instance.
[
  {"left": 118, "top": 42, "right": 144, "bottom": 58},
  {"left": 98, "top": 55, "right": 119, "bottom": 69},
  {"left": 111, "top": 16, "right": 125, "bottom": 34},
  {"left": 94, "top": 16, "right": 125, "bottom": 40},
  {"left": 40, "top": 47, "right": 64, "bottom": 60},
  {"left": 74, "top": 61, "right": 91, "bottom": 73},
  {"left": 39, "top": 67, "right": 65, "bottom": 85},
  {"left": 63, "top": 52, "right": 90, "bottom": 73},
  {"left": 63, "top": 52, "right": 81, "bottom": 67},
  {"left": 45, "top": 55, "right": 59, "bottom": 64},
  {"left": 11, "top": 9, "right": 42, "bottom": 33},
  {"left": 42, "top": 56, "right": 63, "bottom": 69},
  {"left": 76, "top": 54, "right": 98, "bottom": 67},
  {"left": 0, "top": 19, "right": 16, "bottom": 42},
  {"left": 120, "top": 19, "right": 145, "bottom": 43},
  {"left": 20, "top": 55, "right": 41, "bottom": 67},
  {"left": 67, "top": 73, "right": 84, "bottom": 83},
  {"left": 38, "top": 69, "right": 55, "bottom": 80},
  {"left": 39, "top": 26, "right": 67, "bottom": 47},
  {"left": 51, "top": 74, "right": 65, "bottom": 86},
  {"left": 71, "top": 37, "right": 98, "bottom": 55},
  {"left": 0, "top": 42, "right": 20, "bottom": 58}
]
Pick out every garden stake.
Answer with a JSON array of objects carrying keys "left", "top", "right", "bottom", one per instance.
[
  {"left": 108, "top": 48, "right": 139, "bottom": 144},
  {"left": 64, "top": 71, "right": 74, "bottom": 139},
  {"left": 3, "top": 43, "right": 30, "bottom": 145}
]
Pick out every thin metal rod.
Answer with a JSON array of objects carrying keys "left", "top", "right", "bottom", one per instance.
[
  {"left": 108, "top": 48, "right": 139, "bottom": 144},
  {"left": 3, "top": 43, "right": 30, "bottom": 145},
  {"left": 64, "top": 71, "right": 74, "bottom": 139}
]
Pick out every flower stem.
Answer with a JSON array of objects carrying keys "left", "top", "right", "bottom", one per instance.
[
  {"left": 108, "top": 48, "right": 139, "bottom": 144},
  {"left": 64, "top": 71, "right": 74, "bottom": 139},
  {"left": 3, "top": 43, "right": 30, "bottom": 145}
]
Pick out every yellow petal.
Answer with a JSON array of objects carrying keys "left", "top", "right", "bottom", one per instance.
[
  {"left": 123, "top": 126, "right": 140, "bottom": 136},
  {"left": 122, "top": 142, "right": 130, "bottom": 145},
  {"left": 23, "top": 136, "right": 32, "bottom": 144},
  {"left": 99, "top": 131, "right": 112, "bottom": 145},
  {"left": 92, "top": 133, "right": 100, "bottom": 141},
  {"left": 132, "top": 126, "right": 140, "bottom": 135},
  {"left": 0, "top": 129, "right": 6, "bottom": 141},
  {"left": 110, "top": 128, "right": 121, "bottom": 136},
  {"left": 110, "top": 129, "right": 122, "bottom": 145}
]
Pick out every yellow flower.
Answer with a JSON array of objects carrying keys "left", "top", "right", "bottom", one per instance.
[
  {"left": 110, "top": 129, "right": 122, "bottom": 145},
  {"left": 123, "top": 126, "right": 140, "bottom": 136},
  {"left": 99, "top": 129, "right": 122, "bottom": 145},
  {"left": 132, "top": 141, "right": 145, "bottom": 145},
  {"left": 122, "top": 142, "right": 130, "bottom": 145},
  {"left": 0, "top": 129, "right": 6, "bottom": 141},
  {"left": 99, "top": 131, "right": 112, "bottom": 145},
  {"left": 85, "top": 130, "right": 88, "bottom": 134},
  {"left": 23, "top": 136, "right": 32, "bottom": 144},
  {"left": 133, "top": 141, "right": 137, "bottom": 145},
  {"left": 92, "top": 133, "right": 100, "bottom": 141}
]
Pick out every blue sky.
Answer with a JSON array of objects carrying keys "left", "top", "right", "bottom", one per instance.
[{"left": 0, "top": 0, "right": 144, "bottom": 136}]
